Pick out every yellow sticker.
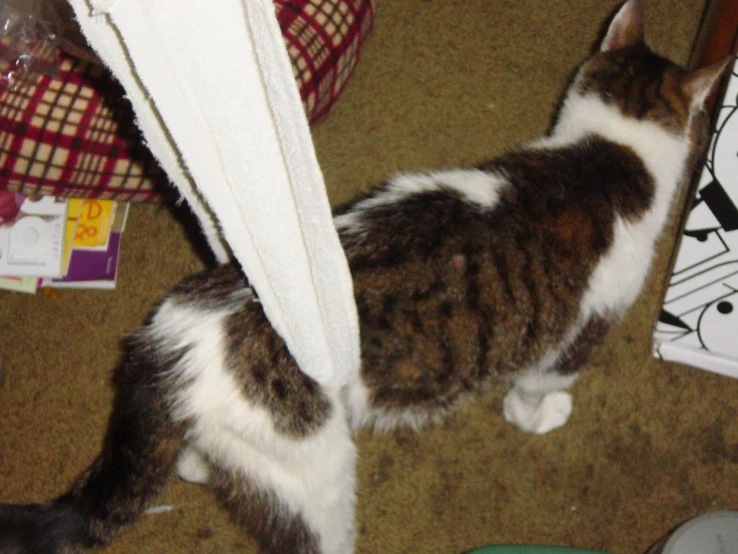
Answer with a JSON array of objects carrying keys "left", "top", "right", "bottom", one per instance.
[{"left": 74, "top": 199, "right": 116, "bottom": 250}]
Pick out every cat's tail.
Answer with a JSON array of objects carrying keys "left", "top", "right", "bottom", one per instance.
[{"left": 0, "top": 329, "right": 188, "bottom": 554}]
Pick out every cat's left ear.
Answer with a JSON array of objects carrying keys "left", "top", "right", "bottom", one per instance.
[
  {"left": 600, "top": 0, "right": 644, "bottom": 52},
  {"left": 682, "top": 57, "right": 733, "bottom": 112}
]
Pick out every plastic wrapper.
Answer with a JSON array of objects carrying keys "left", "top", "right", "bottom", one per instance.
[{"left": 0, "top": 0, "right": 99, "bottom": 89}]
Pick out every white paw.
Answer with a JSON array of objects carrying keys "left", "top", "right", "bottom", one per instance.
[
  {"left": 503, "top": 388, "right": 573, "bottom": 434},
  {"left": 177, "top": 445, "right": 212, "bottom": 484}
]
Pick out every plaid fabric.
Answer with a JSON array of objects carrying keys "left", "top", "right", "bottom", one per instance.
[
  {"left": 278, "top": 0, "right": 376, "bottom": 124},
  {"left": 0, "top": 47, "right": 170, "bottom": 202},
  {"left": 0, "top": 0, "right": 377, "bottom": 202}
]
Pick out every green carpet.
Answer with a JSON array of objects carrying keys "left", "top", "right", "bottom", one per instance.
[{"left": 3, "top": 1, "right": 738, "bottom": 553}]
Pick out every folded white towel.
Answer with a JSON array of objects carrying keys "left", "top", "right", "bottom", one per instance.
[{"left": 67, "top": 0, "right": 360, "bottom": 387}]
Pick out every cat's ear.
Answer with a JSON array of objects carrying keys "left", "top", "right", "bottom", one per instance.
[
  {"left": 600, "top": 0, "right": 644, "bottom": 52},
  {"left": 682, "top": 57, "right": 733, "bottom": 112}
]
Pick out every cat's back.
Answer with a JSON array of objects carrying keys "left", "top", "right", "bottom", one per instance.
[{"left": 334, "top": 136, "right": 652, "bottom": 424}]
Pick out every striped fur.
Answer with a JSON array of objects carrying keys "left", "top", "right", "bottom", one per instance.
[{"left": 0, "top": 2, "right": 729, "bottom": 553}]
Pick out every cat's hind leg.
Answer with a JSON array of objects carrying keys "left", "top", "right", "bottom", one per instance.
[
  {"left": 184, "top": 383, "right": 357, "bottom": 554},
  {"left": 166, "top": 292, "right": 358, "bottom": 554},
  {"left": 177, "top": 443, "right": 212, "bottom": 485}
]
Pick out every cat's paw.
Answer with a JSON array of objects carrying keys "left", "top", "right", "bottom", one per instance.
[
  {"left": 177, "top": 445, "right": 211, "bottom": 484},
  {"left": 503, "top": 388, "right": 573, "bottom": 434}
]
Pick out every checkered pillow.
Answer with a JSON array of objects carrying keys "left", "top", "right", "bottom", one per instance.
[
  {"left": 279, "top": 0, "right": 376, "bottom": 124},
  {"left": 0, "top": 0, "right": 376, "bottom": 202}
]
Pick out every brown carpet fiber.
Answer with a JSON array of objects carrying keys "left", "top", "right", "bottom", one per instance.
[{"left": 2, "top": 1, "right": 738, "bottom": 553}]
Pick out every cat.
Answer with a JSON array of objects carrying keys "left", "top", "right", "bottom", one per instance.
[{"left": 0, "top": 1, "right": 730, "bottom": 553}]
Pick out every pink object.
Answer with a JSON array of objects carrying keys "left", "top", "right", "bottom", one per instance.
[{"left": 0, "top": 191, "right": 24, "bottom": 225}]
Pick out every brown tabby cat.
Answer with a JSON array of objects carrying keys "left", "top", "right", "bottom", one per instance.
[{"left": 0, "top": 1, "right": 730, "bottom": 553}]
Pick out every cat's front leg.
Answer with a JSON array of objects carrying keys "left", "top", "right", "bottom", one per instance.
[
  {"left": 504, "top": 316, "right": 612, "bottom": 434},
  {"left": 503, "top": 373, "right": 577, "bottom": 434}
]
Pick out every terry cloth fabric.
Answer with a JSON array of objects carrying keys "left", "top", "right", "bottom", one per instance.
[
  {"left": 65, "top": 0, "right": 360, "bottom": 388},
  {"left": 0, "top": 0, "right": 375, "bottom": 200}
]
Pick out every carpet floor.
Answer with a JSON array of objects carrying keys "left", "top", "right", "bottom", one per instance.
[{"left": 2, "top": 1, "right": 738, "bottom": 553}]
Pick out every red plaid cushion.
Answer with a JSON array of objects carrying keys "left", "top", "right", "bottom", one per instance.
[
  {"left": 279, "top": 0, "right": 376, "bottom": 124},
  {"left": 0, "top": 51, "right": 170, "bottom": 201},
  {"left": 0, "top": 0, "right": 376, "bottom": 202}
]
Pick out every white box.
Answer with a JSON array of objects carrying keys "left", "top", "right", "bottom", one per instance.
[
  {"left": 653, "top": 59, "right": 738, "bottom": 379},
  {"left": 0, "top": 195, "right": 67, "bottom": 278}
]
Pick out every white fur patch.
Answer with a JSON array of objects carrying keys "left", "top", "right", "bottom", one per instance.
[
  {"left": 581, "top": 216, "right": 655, "bottom": 315},
  {"left": 391, "top": 169, "right": 507, "bottom": 208},
  {"left": 334, "top": 169, "right": 508, "bottom": 233},
  {"left": 151, "top": 300, "right": 357, "bottom": 554}
]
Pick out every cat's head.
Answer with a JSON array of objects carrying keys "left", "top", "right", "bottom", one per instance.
[{"left": 572, "top": 0, "right": 730, "bottom": 144}]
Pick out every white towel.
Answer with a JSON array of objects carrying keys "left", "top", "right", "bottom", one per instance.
[{"left": 67, "top": 0, "right": 360, "bottom": 387}]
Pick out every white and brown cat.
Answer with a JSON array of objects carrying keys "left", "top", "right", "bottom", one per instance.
[{"left": 0, "top": 1, "right": 729, "bottom": 553}]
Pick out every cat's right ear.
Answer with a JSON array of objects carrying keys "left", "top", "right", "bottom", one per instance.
[
  {"left": 600, "top": 0, "right": 644, "bottom": 52},
  {"left": 682, "top": 56, "right": 734, "bottom": 112}
]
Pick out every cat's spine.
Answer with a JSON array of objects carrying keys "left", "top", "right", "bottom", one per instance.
[{"left": 0, "top": 318, "right": 189, "bottom": 554}]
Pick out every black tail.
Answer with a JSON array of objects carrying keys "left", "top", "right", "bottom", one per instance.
[
  {"left": 0, "top": 330, "right": 188, "bottom": 553},
  {"left": 0, "top": 500, "right": 95, "bottom": 554}
]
